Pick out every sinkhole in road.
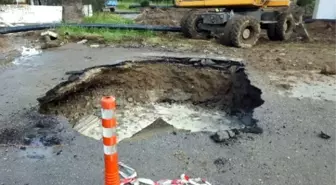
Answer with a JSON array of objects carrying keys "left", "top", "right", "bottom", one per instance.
[{"left": 38, "top": 57, "right": 264, "bottom": 141}]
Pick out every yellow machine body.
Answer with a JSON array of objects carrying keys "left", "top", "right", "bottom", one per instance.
[{"left": 175, "top": 0, "right": 290, "bottom": 7}]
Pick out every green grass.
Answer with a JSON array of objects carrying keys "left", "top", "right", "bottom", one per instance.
[
  {"left": 116, "top": 1, "right": 173, "bottom": 10},
  {"left": 83, "top": 13, "right": 135, "bottom": 24},
  {"left": 57, "top": 13, "right": 156, "bottom": 43},
  {"left": 116, "top": 2, "right": 134, "bottom": 10},
  {"left": 58, "top": 26, "right": 155, "bottom": 42}
]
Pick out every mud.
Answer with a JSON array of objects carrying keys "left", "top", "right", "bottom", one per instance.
[
  {"left": 38, "top": 57, "right": 264, "bottom": 125},
  {"left": 135, "top": 8, "right": 190, "bottom": 26},
  {"left": 321, "top": 62, "right": 336, "bottom": 75},
  {"left": 135, "top": 8, "right": 335, "bottom": 43},
  {"left": 0, "top": 31, "right": 44, "bottom": 67},
  {"left": 305, "top": 21, "right": 336, "bottom": 44},
  {"left": 0, "top": 111, "right": 74, "bottom": 146}
]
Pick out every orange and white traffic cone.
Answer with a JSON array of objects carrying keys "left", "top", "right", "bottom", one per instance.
[{"left": 101, "top": 96, "right": 120, "bottom": 185}]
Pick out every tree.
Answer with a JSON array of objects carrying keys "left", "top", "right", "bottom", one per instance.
[{"left": 62, "top": 0, "right": 83, "bottom": 23}]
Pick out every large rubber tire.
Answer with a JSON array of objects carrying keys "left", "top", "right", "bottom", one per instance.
[
  {"left": 267, "top": 24, "right": 278, "bottom": 41},
  {"left": 217, "top": 17, "right": 235, "bottom": 46},
  {"left": 230, "top": 16, "right": 261, "bottom": 48},
  {"left": 180, "top": 10, "right": 193, "bottom": 37},
  {"left": 180, "top": 10, "right": 210, "bottom": 39},
  {"left": 267, "top": 13, "right": 295, "bottom": 41}
]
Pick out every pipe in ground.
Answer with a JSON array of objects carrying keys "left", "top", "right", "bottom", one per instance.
[
  {"left": 0, "top": 19, "right": 332, "bottom": 35},
  {"left": 0, "top": 23, "right": 181, "bottom": 34}
]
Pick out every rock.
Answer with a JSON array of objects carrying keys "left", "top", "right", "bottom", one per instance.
[
  {"left": 43, "top": 35, "right": 51, "bottom": 42},
  {"left": 56, "top": 149, "right": 62, "bottom": 155},
  {"left": 321, "top": 62, "right": 336, "bottom": 75},
  {"left": 65, "top": 70, "right": 84, "bottom": 75},
  {"left": 239, "top": 114, "right": 256, "bottom": 126},
  {"left": 201, "top": 58, "right": 216, "bottom": 66},
  {"left": 127, "top": 97, "right": 134, "bottom": 102},
  {"left": 318, "top": 131, "right": 331, "bottom": 140},
  {"left": 77, "top": 39, "right": 88, "bottom": 44},
  {"left": 189, "top": 58, "right": 200, "bottom": 63},
  {"left": 41, "top": 31, "right": 58, "bottom": 40},
  {"left": 276, "top": 57, "right": 282, "bottom": 63},
  {"left": 40, "top": 135, "right": 61, "bottom": 146},
  {"left": 40, "top": 40, "right": 61, "bottom": 49},
  {"left": 210, "top": 131, "right": 230, "bottom": 143},
  {"left": 276, "top": 83, "right": 292, "bottom": 90},
  {"left": 23, "top": 137, "right": 32, "bottom": 145},
  {"left": 27, "top": 154, "right": 45, "bottom": 160},
  {"left": 214, "top": 157, "right": 228, "bottom": 172},
  {"left": 90, "top": 44, "right": 100, "bottom": 48},
  {"left": 241, "top": 126, "right": 263, "bottom": 134},
  {"left": 227, "top": 130, "right": 235, "bottom": 138}
]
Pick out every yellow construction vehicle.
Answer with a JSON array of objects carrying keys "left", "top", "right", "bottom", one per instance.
[{"left": 175, "top": 0, "right": 295, "bottom": 48}]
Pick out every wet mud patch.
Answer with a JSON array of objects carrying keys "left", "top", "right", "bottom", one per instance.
[
  {"left": 38, "top": 57, "right": 264, "bottom": 141},
  {"left": 0, "top": 111, "right": 75, "bottom": 159}
]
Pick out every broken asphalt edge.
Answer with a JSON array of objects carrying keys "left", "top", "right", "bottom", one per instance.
[{"left": 36, "top": 56, "right": 245, "bottom": 105}]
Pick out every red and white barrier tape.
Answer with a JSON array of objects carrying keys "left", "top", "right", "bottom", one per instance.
[{"left": 120, "top": 173, "right": 212, "bottom": 185}]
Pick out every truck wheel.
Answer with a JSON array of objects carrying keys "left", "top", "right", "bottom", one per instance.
[
  {"left": 180, "top": 10, "right": 210, "bottom": 39},
  {"left": 217, "top": 17, "right": 235, "bottom": 46},
  {"left": 267, "top": 13, "right": 295, "bottom": 41},
  {"left": 110, "top": 8, "right": 115, "bottom": 12},
  {"left": 180, "top": 10, "right": 193, "bottom": 36},
  {"left": 230, "top": 16, "right": 261, "bottom": 48},
  {"left": 267, "top": 24, "right": 279, "bottom": 41}
]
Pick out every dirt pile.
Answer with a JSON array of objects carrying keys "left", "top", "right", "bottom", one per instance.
[
  {"left": 0, "top": 36, "right": 9, "bottom": 53},
  {"left": 135, "top": 8, "right": 190, "bottom": 26},
  {"left": 134, "top": 8, "right": 335, "bottom": 43},
  {"left": 305, "top": 21, "right": 336, "bottom": 44},
  {"left": 321, "top": 62, "right": 336, "bottom": 75},
  {"left": 38, "top": 57, "right": 263, "bottom": 122}
]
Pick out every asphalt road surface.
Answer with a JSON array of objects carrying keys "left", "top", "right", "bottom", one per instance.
[{"left": 0, "top": 44, "right": 335, "bottom": 185}]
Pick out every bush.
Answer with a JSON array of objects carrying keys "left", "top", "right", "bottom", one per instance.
[
  {"left": 83, "top": 0, "right": 105, "bottom": 11},
  {"left": 140, "top": 0, "right": 150, "bottom": 7},
  {"left": 296, "top": 0, "right": 315, "bottom": 6},
  {"left": 0, "top": 0, "right": 15, "bottom": 4},
  {"left": 296, "top": 0, "right": 316, "bottom": 16}
]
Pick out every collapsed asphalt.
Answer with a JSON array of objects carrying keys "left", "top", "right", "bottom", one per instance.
[{"left": 0, "top": 45, "right": 334, "bottom": 185}]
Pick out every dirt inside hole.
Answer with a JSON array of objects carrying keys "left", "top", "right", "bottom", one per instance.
[{"left": 38, "top": 58, "right": 264, "bottom": 140}]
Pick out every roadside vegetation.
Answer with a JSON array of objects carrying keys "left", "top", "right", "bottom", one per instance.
[
  {"left": 81, "top": 0, "right": 172, "bottom": 11},
  {"left": 57, "top": 13, "right": 156, "bottom": 43}
]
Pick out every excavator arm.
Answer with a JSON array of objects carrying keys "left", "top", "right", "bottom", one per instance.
[{"left": 174, "top": 0, "right": 290, "bottom": 8}]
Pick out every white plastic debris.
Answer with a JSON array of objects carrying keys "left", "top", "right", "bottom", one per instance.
[
  {"left": 90, "top": 44, "right": 100, "bottom": 48},
  {"left": 41, "top": 30, "right": 58, "bottom": 39},
  {"left": 119, "top": 162, "right": 137, "bottom": 179},
  {"left": 77, "top": 39, "right": 88, "bottom": 44},
  {"left": 154, "top": 174, "right": 212, "bottom": 185}
]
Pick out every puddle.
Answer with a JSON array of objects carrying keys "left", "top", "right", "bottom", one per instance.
[
  {"left": 21, "top": 46, "right": 42, "bottom": 57},
  {"left": 74, "top": 103, "right": 244, "bottom": 142},
  {"left": 18, "top": 145, "right": 56, "bottom": 160},
  {"left": 12, "top": 46, "right": 42, "bottom": 67}
]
